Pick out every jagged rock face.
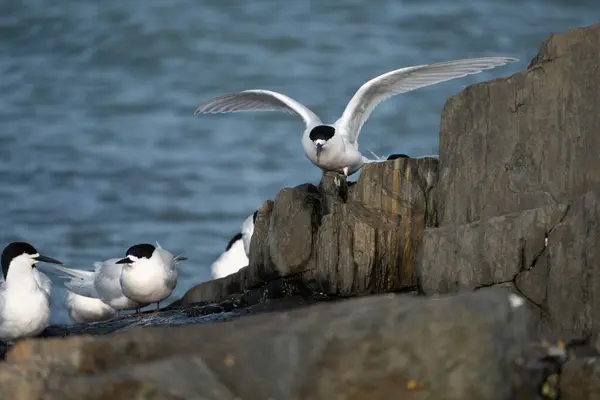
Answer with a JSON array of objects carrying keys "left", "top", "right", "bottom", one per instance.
[
  {"left": 0, "top": 289, "right": 536, "bottom": 400},
  {"left": 436, "top": 23, "right": 600, "bottom": 225},
  {"left": 181, "top": 156, "right": 439, "bottom": 305},
  {"left": 418, "top": 23, "right": 600, "bottom": 338}
]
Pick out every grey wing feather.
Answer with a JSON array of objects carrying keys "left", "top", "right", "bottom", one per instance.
[
  {"left": 92, "top": 259, "right": 125, "bottom": 302},
  {"left": 338, "top": 56, "right": 518, "bottom": 143},
  {"left": 64, "top": 278, "right": 97, "bottom": 299},
  {"left": 193, "top": 89, "right": 321, "bottom": 127}
]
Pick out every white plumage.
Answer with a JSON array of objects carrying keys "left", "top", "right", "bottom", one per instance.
[{"left": 211, "top": 211, "right": 256, "bottom": 279}]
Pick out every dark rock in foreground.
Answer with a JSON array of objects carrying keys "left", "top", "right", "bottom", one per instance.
[{"left": 0, "top": 289, "right": 549, "bottom": 400}]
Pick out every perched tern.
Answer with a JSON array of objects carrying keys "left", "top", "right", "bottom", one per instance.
[
  {"left": 211, "top": 211, "right": 257, "bottom": 279},
  {"left": 0, "top": 242, "right": 62, "bottom": 341},
  {"left": 56, "top": 272, "right": 118, "bottom": 323},
  {"left": 194, "top": 57, "right": 517, "bottom": 177},
  {"left": 211, "top": 233, "right": 248, "bottom": 279},
  {"left": 117, "top": 243, "right": 187, "bottom": 311},
  {"left": 65, "top": 289, "right": 117, "bottom": 324}
]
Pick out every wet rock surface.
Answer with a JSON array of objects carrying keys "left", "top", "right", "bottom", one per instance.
[{"left": 2, "top": 23, "right": 600, "bottom": 399}]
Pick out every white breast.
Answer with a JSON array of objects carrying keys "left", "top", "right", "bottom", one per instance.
[
  {"left": 120, "top": 258, "right": 177, "bottom": 304},
  {"left": 0, "top": 283, "right": 49, "bottom": 341},
  {"left": 211, "top": 239, "right": 249, "bottom": 279}
]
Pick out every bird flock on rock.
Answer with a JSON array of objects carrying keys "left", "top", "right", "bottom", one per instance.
[{"left": 1, "top": 55, "right": 517, "bottom": 343}]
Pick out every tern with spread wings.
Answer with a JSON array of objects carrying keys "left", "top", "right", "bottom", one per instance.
[{"left": 194, "top": 57, "right": 518, "bottom": 177}]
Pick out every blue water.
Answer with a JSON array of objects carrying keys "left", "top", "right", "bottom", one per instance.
[{"left": 0, "top": 0, "right": 596, "bottom": 323}]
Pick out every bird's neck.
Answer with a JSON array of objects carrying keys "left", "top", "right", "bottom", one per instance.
[{"left": 6, "top": 263, "right": 39, "bottom": 291}]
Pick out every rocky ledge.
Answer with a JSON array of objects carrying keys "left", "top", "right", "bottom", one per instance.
[{"left": 2, "top": 23, "right": 600, "bottom": 400}]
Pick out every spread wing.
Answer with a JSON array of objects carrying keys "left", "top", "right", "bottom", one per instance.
[
  {"left": 194, "top": 89, "right": 322, "bottom": 128},
  {"left": 337, "top": 57, "right": 518, "bottom": 143}
]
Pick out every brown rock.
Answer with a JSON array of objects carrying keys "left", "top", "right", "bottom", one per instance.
[
  {"left": 180, "top": 157, "right": 438, "bottom": 305},
  {"left": 417, "top": 23, "right": 600, "bottom": 338},
  {"left": 268, "top": 185, "right": 320, "bottom": 276},
  {"left": 543, "top": 190, "right": 600, "bottom": 336},
  {"left": 419, "top": 203, "right": 567, "bottom": 293},
  {"left": 436, "top": 23, "right": 600, "bottom": 226},
  {"left": 560, "top": 358, "right": 600, "bottom": 400},
  {"left": 420, "top": 187, "right": 600, "bottom": 337},
  {"left": 0, "top": 289, "right": 534, "bottom": 400}
]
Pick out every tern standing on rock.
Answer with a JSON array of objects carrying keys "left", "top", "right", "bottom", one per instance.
[
  {"left": 211, "top": 210, "right": 257, "bottom": 279},
  {"left": 117, "top": 243, "right": 187, "bottom": 311},
  {"left": 62, "top": 277, "right": 118, "bottom": 324},
  {"left": 0, "top": 242, "right": 62, "bottom": 342},
  {"left": 194, "top": 57, "right": 518, "bottom": 178}
]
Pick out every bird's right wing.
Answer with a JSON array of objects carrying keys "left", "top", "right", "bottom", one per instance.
[
  {"left": 337, "top": 57, "right": 518, "bottom": 143},
  {"left": 194, "top": 90, "right": 322, "bottom": 128}
]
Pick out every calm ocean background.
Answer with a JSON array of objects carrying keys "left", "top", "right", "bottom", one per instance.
[{"left": 0, "top": 0, "right": 596, "bottom": 323}]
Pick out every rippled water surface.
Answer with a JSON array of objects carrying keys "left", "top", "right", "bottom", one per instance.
[{"left": 0, "top": 0, "right": 596, "bottom": 323}]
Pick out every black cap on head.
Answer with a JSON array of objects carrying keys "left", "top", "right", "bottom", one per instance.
[
  {"left": 116, "top": 243, "right": 156, "bottom": 264},
  {"left": 126, "top": 243, "right": 156, "bottom": 258},
  {"left": 309, "top": 125, "right": 335, "bottom": 142},
  {"left": 387, "top": 153, "right": 410, "bottom": 160},
  {"left": 226, "top": 233, "right": 243, "bottom": 251},
  {"left": 2, "top": 242, "right": 38, "bottom": 279},
  {"left": 252, "top": 210, "right": 258, "bottom": 223}
]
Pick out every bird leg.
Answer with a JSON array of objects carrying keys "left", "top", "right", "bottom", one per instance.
[
  {"left": 342, "top": 167, "right": 349, "bottom": 179},
  {"left": 154, "top": 302, "right": 160, "bottom": 313}
]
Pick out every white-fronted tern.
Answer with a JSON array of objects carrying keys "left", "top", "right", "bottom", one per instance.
[
  {"left": 211, "top": 211, "right": 256, "bottom": 279},
  {"left": 0, "top": 242, "right": 62, "bottom": 341},
  {"left": 211, "top": 233, "right": 248, "bottom": 279},
  {"left": 194, "top": 57, "right": 517, "bottom": 177},
  {"left": 117, "top": 243, "right": 187, "bottom": 311},
  {"left": 56, "top": 272, "right": 118, "bottom": 323}
]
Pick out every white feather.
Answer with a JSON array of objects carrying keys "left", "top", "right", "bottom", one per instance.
[
  {"left": 211, "top": 236, "right": 248, "bottom": 279},
  {"left": 336, "top": 57, "right": 518, "bottom": 143},
  {"left": 194, "top": 89, "right": 322, "bottom": 128}
]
